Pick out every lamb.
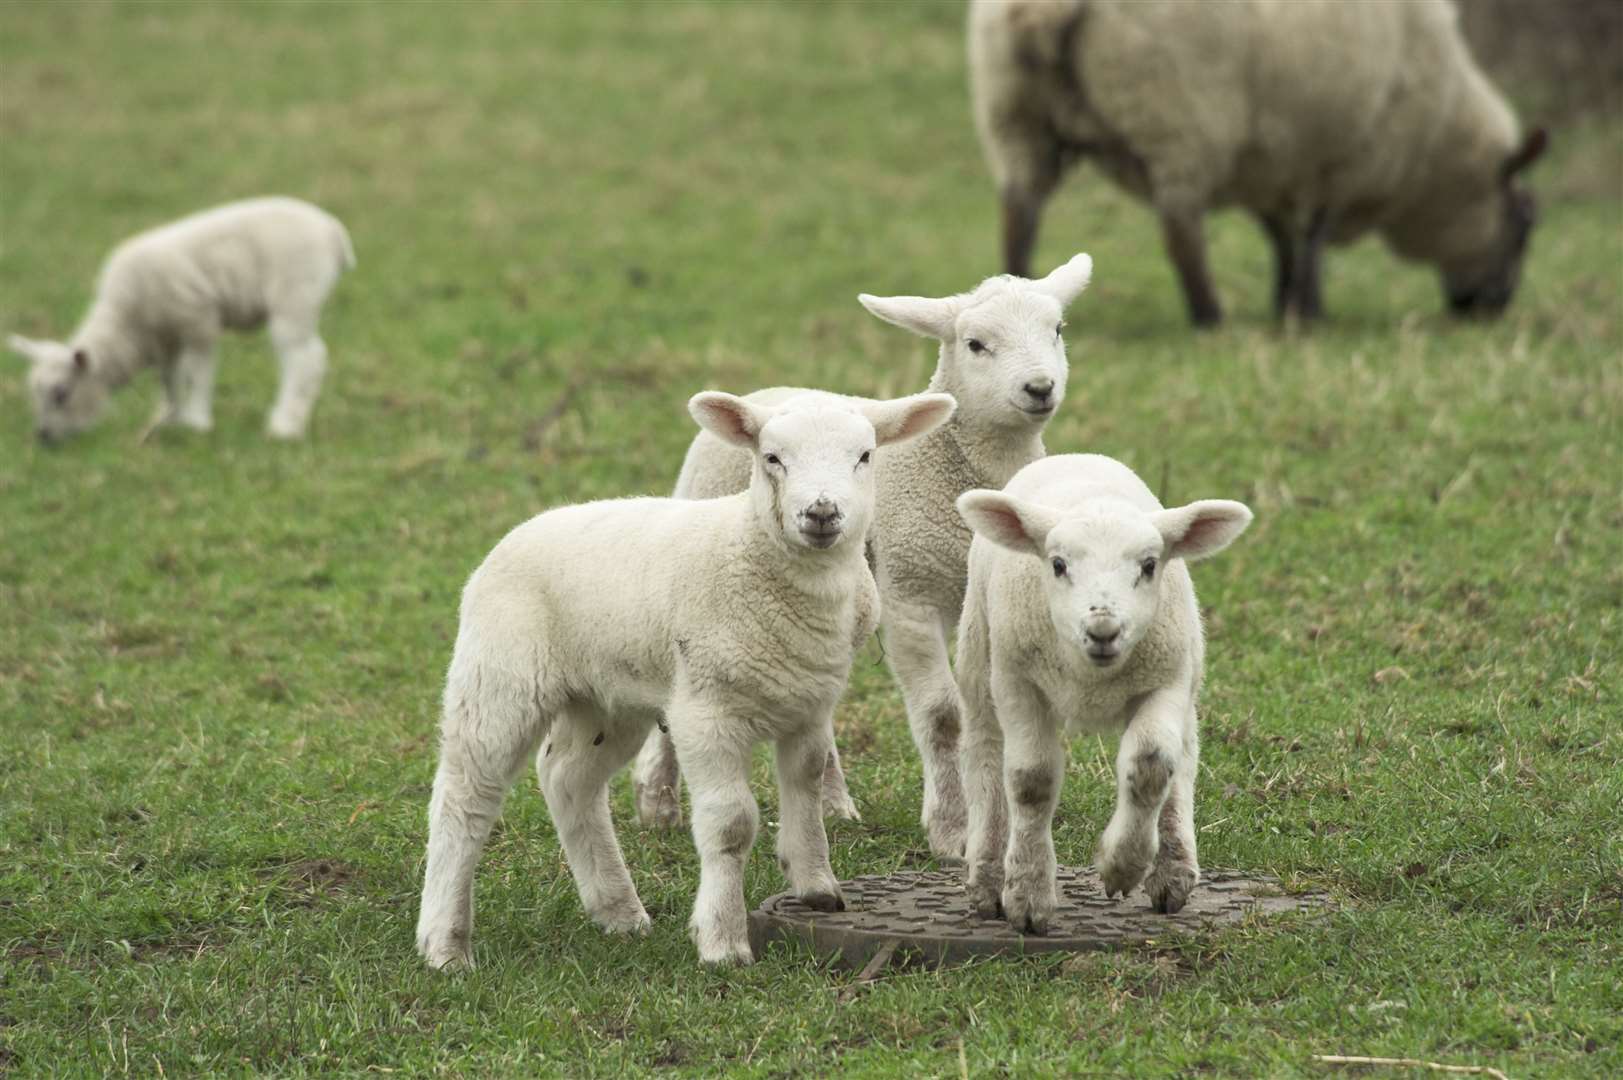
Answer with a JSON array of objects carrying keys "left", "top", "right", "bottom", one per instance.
[
  {"left": 969, "top": 0, "right": 1548, "bottom": 325},
  {"left": 416, "top": 389, "right": 955, "bottom": 969},
  {"left": 954, "top": 454, "right": 1251, "bottom": 929},
  {"left": 7, "top": 197, "right": 354, "bottom": 443},
  {"left": 629, "top": 254, "right": 1093, "bottom": 859}
]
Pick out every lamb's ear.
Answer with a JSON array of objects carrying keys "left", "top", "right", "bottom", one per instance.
[
  {"left": 72, "top": 348, "right": 89, "bottom": 373},
  {"left": 1152, "top": 500, "right": 1253, "bottom": 562},
  {"left": 857, "top": 293, "right": 958, "bottom": 341},
  {"left": 1033, "top": 252, "right": 1093, "bottom": 307},
  {"left": 1501, "top": 127, "right": 1549, "bottom": 182},
  {"left": 861, "top": 392, "right": 956, "bottom": 448},
  {"left": 688, "top": 391, "right": 775, "bottom": 450},
  {"left": 956, "top": 489, "right": 1063, "bottom": 558},
  {"left": 7, "top": 334, "right": 42, "bottom": 363}
]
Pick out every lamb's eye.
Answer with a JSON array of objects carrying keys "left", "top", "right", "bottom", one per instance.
[
  {"left": 50, "top": 385, "right": 70, "bottom": 407},
  {"left": 1140, "top": 558, "right": 1157, "bottom": 581},
  {"left": 764, "top": 453, "right": 782, "bottom": 467},
  {"left": 858, "top": 450, "right": 871, "bottom": 465},
  {"left": 1051, "top": 556, "right": 1067, "bottom": 578},
  {"left": 966, "top": 338, "right": 986, "bottom": 354}
]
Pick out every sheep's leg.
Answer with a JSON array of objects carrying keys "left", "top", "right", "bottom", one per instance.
[
  {"left": 1142, "top": 715, "right": 1200, "bottom": 914},
  {"left": 1296, "top": 208, "right": 1330, "bottom": 321},
  {"left": 1158, "top": 207, "right": 1223, "bottom": 327},
  {"left": 1001, "top": 186, "right": 1045, "bottom": 280},
  {"left": 1258, "top": 213, "right": 1297, "bottom": 320},
  {"left": 1097, "top": 687, "right": 1188, "bottom": 901},
  {"left": 957, "top": 601, "right": 1007, "bottom": 919},
  {"left": 882, "top": 603, "right": 968, "bottom": 860},
  {"left": 172, "top": 342, "right": 217, "bottom": 431},
  {"left": 537, "top": 705, "right": 653, "bottom": 936},
  {"left": 993, "top": 132, "right": 1062, "bottom": 278},
  {"left": 670, "top": 705, "right": 758, "bottom": 966},
  {"left": 774, "top": 721, "right": 845, "bottom": 912},
  {"left": 417, "top": 661, "right": 549, "bottom": 971},
  {"left": 997, "top": 686, "right": 1063, "bottom": 934},
  {"left": 266, "top": 313, "right": 328, "bottom": 439},
  {"left": 630, "top": 725, "right": 684, "bottom": 831},
  {"left": 820, "top": 738, "right": 859, "bottom": 822}
]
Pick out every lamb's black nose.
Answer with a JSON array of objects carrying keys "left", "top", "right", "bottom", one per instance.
[
  {"left": 1024, "top": 378, "right": 1054, "bottom": 402},
  {"left": 804, "top": 500, "right": 841, "bottom": 529}
]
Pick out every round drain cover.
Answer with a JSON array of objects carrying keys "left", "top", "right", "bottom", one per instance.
[{"left": 749, "top": 865, "right": 1332, "bottom": 968}]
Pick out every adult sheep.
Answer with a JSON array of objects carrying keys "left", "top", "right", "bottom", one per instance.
[
  {"left": 969, "top": 0, "right": 1548, "bottom": 325},
  {"left": 630, "top": 255, "right": 1094, "bottom": 860}
]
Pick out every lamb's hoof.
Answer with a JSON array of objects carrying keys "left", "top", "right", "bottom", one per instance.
[
  {"left": 266, "top": 418, "right": 307, "bottom": 441},
  {"left": 1144, "top": 862, "right": 1199, "bottom": 915},
  {"left": 1001, "top": 885, "right": 1054, "bottom": 935},
  {"left": 966, "top": 878, "right": 1004, "bottom": 921},
  {"left": 691, "top": 923, "right": 754, "bottom": 966},
  {"left": 634, "top": 782, "right": 683, "bottom": 831},
  {"left": 798, "top": 888, "right": 846, "bottom": 913},
  {"left": 1098, "top": 854, "right": 1152, "bottom": 901},
  {"left": 591, "top": 903, "right": 653, "bottom": 936},
  {"left": 924, "top": 815, "right": 968, "bottom": 864},
  {"left": 821, "top": 789, "right": 861, "bottom": 822},
  {"left": 417, "top": 933, "right": 474, "bottom": 973}
]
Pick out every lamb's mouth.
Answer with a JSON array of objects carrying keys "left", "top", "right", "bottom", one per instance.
[
  {"left": 1085, "top": 646, "right": 1120, "bottom": 667},
  {"left": 1015, "top": 401, "right": 1056, "bottom": 417},
  {"left": 798, "top": 527, "right": 843, "bottom": 549}
]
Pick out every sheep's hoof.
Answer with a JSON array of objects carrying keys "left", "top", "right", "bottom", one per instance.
[
  {"left": 634, "top": 782, "right": 683, "bottom": 831},
  {"left": 821, "top": 788, "right": 861, "bottom": 822},
  {"left": 924, "top": 816, "right": 968, "bottom": 863},
  {"left": 966, "top": 879, "right": 1003, "bottom": 921},
  {"left": 418, "top": 934, "right": 474, "bottom": 973},
  {"left": 1000, "top": 886, "right": 1053, "bottom": 936},
  {"left": 1144, "top": 862, "right": 1199, "bottom": 915},
  {"left": 591, "top": 903, "right": 653, "bottom": 936},
  {"left": 798, "top": 888, "right": 846, "bottom": 913},
  {"left": 691, "top": 927, "right": 755, "bottom": 967}
]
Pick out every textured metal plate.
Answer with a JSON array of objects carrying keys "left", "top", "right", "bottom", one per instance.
[{"left": 749, "top": 866, "right": 1332, "bottom": 968}]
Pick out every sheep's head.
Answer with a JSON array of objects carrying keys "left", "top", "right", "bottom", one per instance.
[
  {"left": 857, "top": 253, "right": 1091, "bottom": 433},
  {"left": 958, "top": 489, "right": 1251, "bottom": 670},
  {"left": 7, "top": 334, "right": 110, "bottom": 444},
  {"left": 690, "top": 390, "right": 956, "bottom": 554},
  {"left": 1440, "top": 128, "right": 1548, "bottom": 318}
]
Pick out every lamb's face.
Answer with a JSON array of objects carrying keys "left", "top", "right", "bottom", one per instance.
[
  {"left": 689, "top": 390, "right": 957, "bottom": 555},
  {"left": 857, "top": 252, "right": 1091, "bottom": 433},
  {"left": 7, "top": 335, "right": 108, "bottom": 444},
  {"left": 945, "top": 289, "right": 1069, "bottom": 430},
  {"left": 1040, "top": 507, "right": 1167, "bottom": 669},
  {"left": 756, "top": 407, "right": 879, "bottom": 551},
  {"left": 958, "top": 487, "right": 1253, "bottom": 672}
]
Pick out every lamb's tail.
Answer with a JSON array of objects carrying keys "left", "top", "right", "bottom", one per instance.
[{"left": 333, "top": 220, "right": 357, "bottom": 272}]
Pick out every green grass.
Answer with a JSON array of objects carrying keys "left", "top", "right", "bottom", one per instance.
[{"left": 1, "top": 2, "right": 1619, "bottom": 1076}]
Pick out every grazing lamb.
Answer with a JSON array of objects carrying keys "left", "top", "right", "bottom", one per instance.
[
  {"left": 969, "top": 0, "right": 1548, "bottom": 324},
  {"left": 7, "top": 197, "right": 354, "bottom": 443},
  {"left": 416, "top": 389, "right": 955, "bottom": 969},
  {"left": 954, "top": 454, "right": 1251, "bottom": 929},
  {"left": 630, "top": 254, "right": 1093, "bottom": 858}
]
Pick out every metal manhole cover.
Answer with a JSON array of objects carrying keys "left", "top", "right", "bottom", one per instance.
[{"left": 749, "top": 866, "right": 1333, "bottom": 968}]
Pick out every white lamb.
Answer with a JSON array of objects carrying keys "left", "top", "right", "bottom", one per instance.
[
  {"left": 954, "top": 454, "right": 1252, "bottom": 930},
  {"left": 970, "top": 0, "right": 1547, "bottom": 324},
  {"left": 416, "top": 389, "right": 955, "bottom": 969},
  {"left": 630, "top": 254, "right": 1093, "bottom": 860},
  {"left": 7, "top": 197, "right": 354, "bottom": 443}
]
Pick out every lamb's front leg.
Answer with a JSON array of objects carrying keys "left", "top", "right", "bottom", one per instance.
[
  {"left": 1141, "top": 718, "right": 1200, "bottom": 914},
  {"left": 1098, "top": 687, "right": 1190, "bottom": 902},
  {"left": 671, "top": 710, "right": 758, "bottom": 966},
  {"left": 775, "top": 722, "right": 846, "bottom": 913},
  {"left": 957, "top": 604, "right": 1007, "bottom": 919},
  {"left": 172, "top": 343, "right": 217, "bottom": 431},
  {"left": 999, "top": 688, "right": 1064, "bottom": 934},
  {"left": 883, "top": 601, "right": 968, "bottom": 860}
]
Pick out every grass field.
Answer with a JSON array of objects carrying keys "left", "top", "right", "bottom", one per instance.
[{"left": 1, "top": 2, "right": 1619, "bottom": 1076}]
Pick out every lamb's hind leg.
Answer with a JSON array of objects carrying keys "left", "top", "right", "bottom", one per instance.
[
  {"left": 266, "top": 313, "right": 328, "bottom": 439},
  {"left": 883, "top": 602, "right": 967, "bottom": 860},
  {"left": 538, "top": 705, "right": 652, "bottom": 935},
  {"left": 631, "top": 725, "right": 684, "bottom": 831},
  {"left": 417, "top": 660, "right": 549, "bottom": 971}
]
